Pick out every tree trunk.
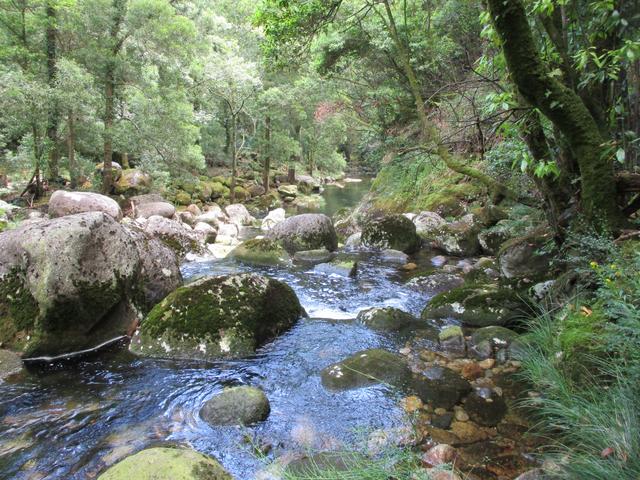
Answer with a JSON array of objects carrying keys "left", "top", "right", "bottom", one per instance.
[
  {"left": 121, "top": 152, "right": 130, "bottom": 169},
  {"left": 487, "top": 0, "right": 624, "bottom": 230},
  {"left": 46, "top": 0, "right": 60, "bottom": 182},
  {"left": 102, "top": 67, "right": 115, "bottom": 194},
  {"left": 263, "top": 115, "right": 271, "bottom": 192},
  {"left": 67, "top": 112, "right": 77, "bottom": 188},
  {"left": 230, "top": 114, "right": 237, "bottom": 203}
]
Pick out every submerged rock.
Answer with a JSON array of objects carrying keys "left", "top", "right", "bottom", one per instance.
[
  {"left": 356, "top": 307, "right": 418, "bottom": 332},
  {"left": 230, "top": 238, "right": 290, "bottom": 266},
  {"left": 0, "top": 212, "right": 141, "bottom": 357},
  {"left": 314, "top": 260, "right": 358, "bottom": 278},
  {"left": 48, "top": 190, "right": 122, "bottom": 220},
  {"left": 464, "top": 388, "right": 507, "bottom": 426},
  {"left": 468, "top": 326, "right": 520, "bottom": 360},
  {"left": 267, "top": 214, "right": 338, "bottom": 254},
  {"left": 421, "top": 283, "right": 527, "bottom": 328},
  {"left": 293, "top": 248, "right": 335, "bottom": 264},
  {"left": 200, "top": 386, "right": 270, "bottom": 426},
  {"left": 97, "top": 447, "right": 232, "bottom": 480},
  {"left": 321, "top": 349, "right": 411, "bottom": 391},
  {"left": 361, "top": 215, "right": 421, "bottom": 254},
  {"left": 410, "top": 366, "right": 472, "bottom": 409},
  {"left": 130, "top": 274, "right": 305, "bottom": 361}
]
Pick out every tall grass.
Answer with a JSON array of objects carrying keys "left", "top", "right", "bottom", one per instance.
[{"left": 518, "top": 241, "right": 640, "bottom": 479}]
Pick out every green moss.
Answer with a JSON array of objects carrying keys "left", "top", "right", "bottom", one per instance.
[
  {"left": 133, "top": 274, "right": 304, "bottom": 360},
  {"left": 175, "top": 191, "right": 192, "bottom": 206},
  {"left": 369, "top": 156, "right": 482, "bottom": 216},
  {"left": 0, "top": 269, "right": 39, "bottom": 350},
  {"left": 230, "top": 238, "right": 290, "bottom": 266}
]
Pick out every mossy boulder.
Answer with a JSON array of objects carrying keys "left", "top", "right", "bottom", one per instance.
[
  {"left": 97, "top": 447, "right": 232, "bottom": 480},
  {"left": 113, "top": 169, "right": 152, "bottom": 196},
  {"left": 321, "top": 349, "right": 411, "bottom": 391},
  {"left": 200, "top": 386, "right": 270, "bottom": 426},
  {"left": 230, "top": 238, "right": 290, "bottom": 266},
  {"left": 210, "top": 182, "right": 230, "bottom": 200},
  {"left": 498, "top": 229, "right": 556, "bottom": 280},
  {"left": 142, "top": 216, "right": 204, "bottom": 259},
  {"left": 0, "top": 212, "right": 141, "bottom": 357},
  {"left": 278, "top": 184, "right": 298, "bottom": 198},
  {"left": 314, "top": 260, "right": 358, "bottom": 278},
  {"left": 421, "top": 283, "right": 527, "bottom": 327},
  {"left": 413, "top": 211, "right": 447, "bottom": 239},
  {"left": 175, "top": 191, "right": 192, "bottom": 206},
  {"left": 267, "top": 214, "right": 338, "bottom": 254},
  {"left": 130, "top": 274, "right": 306, "bottom": 361},
  {"left": 361, "top": 215, "right": 421, "bottom": 254},
  {"left": 356, "top": 307, "right": 418, "bottom": 332},
  {"left": 430, "top": 221, "right": 481, "bottom": 257},
  {"left": 478, "top": 225, "right": 511, "bottom": 255}
]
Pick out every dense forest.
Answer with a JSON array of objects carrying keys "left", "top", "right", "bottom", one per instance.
[{"left": 0, "top": 1, "right": 639, "bottom": 480}]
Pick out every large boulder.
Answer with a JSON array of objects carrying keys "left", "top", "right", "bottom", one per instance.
[
  {"left": 430, "top": 221, "right": 481, "bottom": 257},
  {"left": 296, "top": 174, "right": 322, "bottom": 194},
  {"left": 225, "top": 204, "right": 254, "bottom": 226},
  {"left": 421, "top": 283, "right": 527, "bottom": 328},
  {"left": 498, "top": 229, "right": 555, "bottom": 280},
  {"left": 356, "top": 307, "right": 418, "bottom": 332},
  {"left": 261, "top": 208, "right": 286, "bottom": 231},
  {"left": 230, "top": 238, "right": 290, "bottom": 266},
  {"left": 97, "top": 447, "right": 232, "bottom": 480},
  {"left": 361, "top": 215, "right": 421, "bottom": 254},
  {"left": 0, "top": 213, "right": 140, "bottom": 357},
  {"left": 200, "top": 386, "right": 270, "bottom": 426},
  {"left": 413, "top": 211, "right": 447, "bottom": 239},
  {"left": 49, "top": 191, "right": 122, "bottom": 220},
  {"left": 134, "top": 202, "right": 176, "bottom": 220},
  {"left": 130, "top": 274, "right": 305, "bottom": 361},
  {"left": 113, "top": 169, "right": 152, "bottom": 196},
  {"left": 123, "top": 225, "right": 183, "bottom": 308},
  {"left": 142, "top": 216, "right": 203, "bottom": 259},
  {"left": 267, "top": 214, "right": 338, "bottom": 254}
]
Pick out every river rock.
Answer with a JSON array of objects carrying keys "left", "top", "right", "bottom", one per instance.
[
  {"left": 230, "top": 238, "right": 290, "bottom": 266},
  {"left": 278, "top": 184, "right": 298, "bottom": 198},
  {"left": 130, "top": 274, "right": 305, "bottom": 361},
  {"left": 514, "top": 469, "right": 549, "bottom": 480},
  {"left": 48, "top": 191, "right": 122, "bottom": 220},
  {"left": 438, "top": 325, "right": 465, "bottom": 357},
  {"left": 422, "top": 444, "right": 458, "bottom": 467},
  {"left": 95, "top": 161, "right": 123, "bottom": 180},
  {"left": 361, "top": 215, "right": 421, "bottom": 254},
  {"left": 468, "top": 326, "right": 519, "bottom": 360},
  {"left": 113, "top": 169, "right": 152, "bottom": 196},
  {"left": 193, "top": 222, "right": 217, "bottom": 244},
  {"left": 314, "top": 259, "right": 358, "bottom": 278},
  {"left": 267, "top": 214, "right": 338, "bottom": 254},
  {"left": 261, "top": 208, "right": 286, "bottom": 231},
  {"left": 413, "top": 211, "right": 447, "bottom": 238},
  {"left": 464, "top": 388, "right": 507, "bottom": 426},
  {"left": 321, "top": 349, "right": 411, "bottom": 391},
  {"left": 478, "top": 225, "right": 511, "bottom": 255},
  {"left": 142, "top": 216, "right": 203, "bottom": 258},
  {"left": 498, "top": 229, "right": 555, "bottom": 280},
  {"left": 135, "top": 202, "right": 176, "bottom": 220},
  {"left": 0, "top": 349, "right": 23, "bottom": 381},
  {"left": 430, "top": 221, "right": 481, "bottom": 257},
  {"left": 421, "top": 283, "right": 527, "bottom": 327},
  {"left": 196, "top": 207, "right": 227, "bottom": 228},
  {"left": 380, "top": 249, "right": 409, "bottom": 264},
  {"left": 200, "top": 386, "right": 270, "bottom": 426},
  {"left": 0, "top": 212, "right": 140, "bottom": 357},
  {"left": 225, "top": 204, "right": 254, "bottom": 226},
  {"left": 356, "top": 307, "right": 417, "bottom": 332},
  {"left": 296, "top": 174, "right": 321, "bottom": 194},
  {"left": 129, "top": 193, "right": 165, "bottom": 207},
  {"left": 124, "top": 225, "right": 183, "bottom": 308},
  {"left": 406, "top": 273, "right": 465, "bottom": 296},
  {"left": 410, "top": 366, "right": 472, "bottom": 409},
  {"left": 292, "top": 248, "right": 335, "bottom": 264},
  {"left": 344, "top": 232, "right": 362, "bottom": 249},
  {"left": 97, "top": 447, "right": 232, "bottom": 480}
]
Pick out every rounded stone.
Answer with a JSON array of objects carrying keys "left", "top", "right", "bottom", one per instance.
[
  {"left": 464, "top": 388, "right": 507, "bottom": 427},
  {"left": 200, "top": 386, "right": 270, "bottom": 426},
  {"left": 97, "top": 447, "right": 232, "bottom": 480},
  {"left": 361, "top": 215, "right": 421, "bottom": 254}
]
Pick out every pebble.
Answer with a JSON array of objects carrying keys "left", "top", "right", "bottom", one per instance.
[
  {"left": 454, "top": 407, "right": 469, "bottom": 422},
  {"left": 402, "top": 396, "right": 424, "bottom": 413},
  {"left": 478, "top": 358, "right": 495, "bottom": 369}
]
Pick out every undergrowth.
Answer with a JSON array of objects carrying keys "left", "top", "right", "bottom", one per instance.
[{"left": 519, "top": 237, "right": 640, "bottom": 479}]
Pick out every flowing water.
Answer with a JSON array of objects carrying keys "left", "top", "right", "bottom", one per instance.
[{"left": 0, "top": 179, "right": 453, "bottom": 480}]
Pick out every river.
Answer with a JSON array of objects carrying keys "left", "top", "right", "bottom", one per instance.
[{"left": 0, "top": 178, "right": 456, "bottom": 480}]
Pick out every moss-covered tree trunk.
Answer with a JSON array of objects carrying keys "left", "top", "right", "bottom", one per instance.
[
  {"left": 46, "top": 0, "right": 60, "bottom": 182},
  {"left": 487, "top": 0, "right": 624, "bottom": 230}
]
